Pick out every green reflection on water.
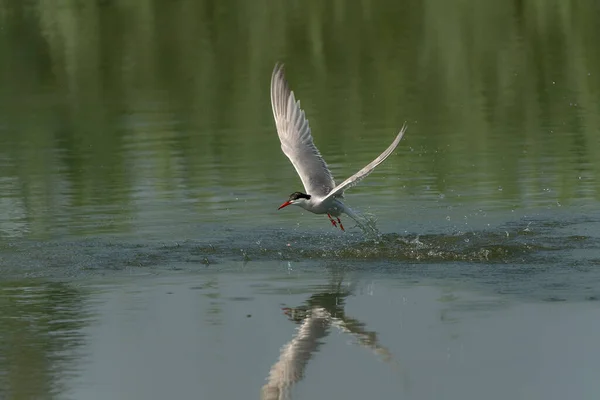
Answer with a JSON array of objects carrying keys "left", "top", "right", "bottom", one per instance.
[
  {"left": 0, "top": 281, "right": 89, "bottom": 399},
  {"left": 0, "top": 0, "right": 599, "bottom": 238}
]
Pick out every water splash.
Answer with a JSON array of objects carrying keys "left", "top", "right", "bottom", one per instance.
[{"left": 1, "top": 218, "right": 596, "bottom": 279}]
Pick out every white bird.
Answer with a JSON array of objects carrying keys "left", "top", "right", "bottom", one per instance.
[{"left": 271, "top": 63, "right": 407, "bottom": 231}]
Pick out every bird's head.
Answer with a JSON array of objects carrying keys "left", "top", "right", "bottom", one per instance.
[{"left": 278, "top": 192, "right": 311, "bottom": 210}]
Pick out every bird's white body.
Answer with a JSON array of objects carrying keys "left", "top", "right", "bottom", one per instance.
[
  {"left": 293, "top": 196, "right": 343, "bottom": 216},
  {"left": 271, "top": 63, "right": 407, "bottom": 231}
]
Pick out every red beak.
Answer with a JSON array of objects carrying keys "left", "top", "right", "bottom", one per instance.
[{"left": 278, "top": 201, "right": 292, "bottom": 210}]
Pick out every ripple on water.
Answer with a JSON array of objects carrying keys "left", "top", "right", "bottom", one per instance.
[{"left": 0, "top": 218, "right": 597, "bottom": 273}]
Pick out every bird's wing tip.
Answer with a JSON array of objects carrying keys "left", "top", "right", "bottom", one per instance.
[
  {"left": 396, "top": 122, "right": 408, "bottom": 141},
  {"left": 273, "top": 62, "right": 285, "bottom": 77}
]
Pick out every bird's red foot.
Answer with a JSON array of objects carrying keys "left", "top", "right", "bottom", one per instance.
[
  {"left": 327, "top": 213, "right": 338, "bottom": 227},
  {"left": 337, "top": 217, "right": 345, "bottom": 231}
]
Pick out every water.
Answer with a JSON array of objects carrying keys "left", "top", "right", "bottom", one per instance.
[{"left": 1, "top": 1, "right": 600, "bottom": 399}]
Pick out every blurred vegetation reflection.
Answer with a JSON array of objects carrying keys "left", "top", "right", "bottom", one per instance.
[
  {"left": 0, "top": 0, "right": 599, "bottom": 238},
  {"left": 0, "top": 281, "right": 89, "bottom": 399}
]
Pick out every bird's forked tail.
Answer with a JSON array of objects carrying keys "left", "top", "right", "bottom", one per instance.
[{"left": 340, "top": 203, "right": 380, "bottom": 237}]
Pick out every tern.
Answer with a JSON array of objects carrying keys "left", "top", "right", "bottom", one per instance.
[{"left": 271, "top": 63, "right": 407, "bottom": 231}]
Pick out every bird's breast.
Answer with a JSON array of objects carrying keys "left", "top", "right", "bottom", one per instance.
[{"left": 309, "top": 198, "right": 342, "bottom": 216}]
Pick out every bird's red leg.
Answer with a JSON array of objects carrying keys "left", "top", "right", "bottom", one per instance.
[
  {"left": 327, "top": 213, "right": 337, "bottom": 227},
  {"left": 337, "top": 217, "right": 345, "bottom": 231}
]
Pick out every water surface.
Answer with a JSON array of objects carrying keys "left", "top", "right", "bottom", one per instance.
[{"left": 1, "top": 1, "right": 600, "bottom": 399}]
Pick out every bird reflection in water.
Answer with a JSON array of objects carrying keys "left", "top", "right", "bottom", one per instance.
[{"left": 260, "top": 276, "right": 405, "bottom": 400}]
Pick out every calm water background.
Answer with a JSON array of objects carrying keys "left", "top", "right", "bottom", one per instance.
[{"left": 1, "top": 1, "right": 600, "bottom": 399}]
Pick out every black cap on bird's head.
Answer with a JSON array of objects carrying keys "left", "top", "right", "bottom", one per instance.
[
  {"left": 289, "top": 192, "right": 311, "bottom": 201},
  {"left": 278, "top": 192, "right": 311, "bottom": 210}
]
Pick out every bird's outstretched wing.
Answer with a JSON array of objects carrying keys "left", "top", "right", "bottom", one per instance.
[
  {"left": 271, "top": 63, "right": 336, "bottom": 197},
  {"left": 321, "top": 123, "right": 407, "bottom": 202}
]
